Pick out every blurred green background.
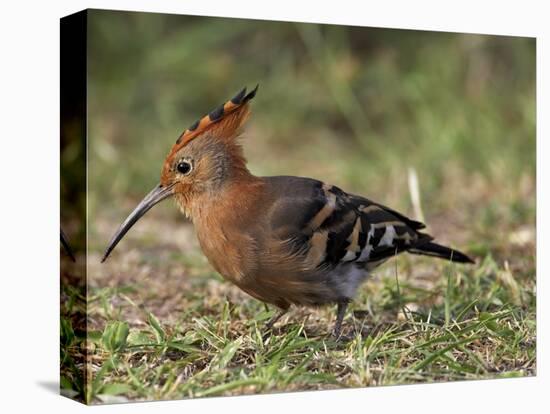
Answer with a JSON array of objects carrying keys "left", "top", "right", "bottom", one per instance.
[{"left": 87, "top": 9, "right": 535, "bottom": 254}]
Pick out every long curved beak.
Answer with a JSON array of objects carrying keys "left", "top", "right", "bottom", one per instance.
[{"left": 101, "top": 183, "right": 174, "bottom": 263}]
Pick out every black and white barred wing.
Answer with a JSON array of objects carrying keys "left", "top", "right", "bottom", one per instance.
[
  {"left": 306, "top": 183, "right": 432, "bottom": 270},
  {"left": 265, "top": 176, "right": 433, "bottom": 271}
]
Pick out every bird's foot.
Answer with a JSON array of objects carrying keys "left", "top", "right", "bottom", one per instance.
[
  {"left": 330, "top": 300, "right": 349, "bottom": 341},
  {"left": 261, "top": 309, "right": 287, "bottom": 341},
  {"left": 331, "top": 325, "right": 343, "bottom": 340}
]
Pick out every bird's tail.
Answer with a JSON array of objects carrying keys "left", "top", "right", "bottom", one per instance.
[{"left": 408, "top": 241, "right": 474, "bottom": 264}]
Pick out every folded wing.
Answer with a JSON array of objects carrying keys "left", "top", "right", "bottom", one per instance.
[{"left": 265, "top": 176, "right": 433, "bottom": 272}]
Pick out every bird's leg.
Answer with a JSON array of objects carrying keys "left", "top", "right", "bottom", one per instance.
[
  {"left": 262, "top": 308, "right": 288, "bottom": 342},
  {"left": 332, "top": 301, "right": 349, "bottom": 339},
  {"left": 265, "top": 308, "right": 287, "bottom": 330}
]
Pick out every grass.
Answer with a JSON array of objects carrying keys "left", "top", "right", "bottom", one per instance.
[
  {"left": 60, "top": 218, "right": 536, "bottom": 403},
  {"left": 60, "top": 10, "right": 535, "bottom": 404}
]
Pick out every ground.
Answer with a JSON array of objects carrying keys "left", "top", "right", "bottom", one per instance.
[{"left": 60, "top": 172, "right": 536, "bottom": 403}]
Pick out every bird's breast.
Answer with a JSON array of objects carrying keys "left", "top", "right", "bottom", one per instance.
[
  {"left": 188, "top": 178, "right": 268, "bottom": 283},
  {"left": 194, "top": 217, "right": 259, "bottom": 285}
]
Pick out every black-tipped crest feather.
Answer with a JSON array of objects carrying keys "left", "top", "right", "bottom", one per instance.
[{"left": 175, "top": 84, "right": 259, "bottom": 146}]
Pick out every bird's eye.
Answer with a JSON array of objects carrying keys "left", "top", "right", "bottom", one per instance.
[{"left": 176, "top": 160, "right": 192, "bottom": 175}]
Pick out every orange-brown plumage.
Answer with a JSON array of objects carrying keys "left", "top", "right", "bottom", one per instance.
[{"left": 103, "top": 85, "right": 474, "bottom": 337}]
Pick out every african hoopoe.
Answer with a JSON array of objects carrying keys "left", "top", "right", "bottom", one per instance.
[{"left": 102, "top": 85, "right": 474, "bottom": 337}]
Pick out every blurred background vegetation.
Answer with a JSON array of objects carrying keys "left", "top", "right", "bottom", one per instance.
[{"left": 87, "top": 9, "right": 535, "bottom": 255}]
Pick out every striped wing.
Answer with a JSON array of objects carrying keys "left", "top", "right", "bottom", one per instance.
[{"left": 266, "top": 177, "right": 432, "bottom": 271}]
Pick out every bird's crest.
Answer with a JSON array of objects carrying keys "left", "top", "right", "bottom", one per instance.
[{"left": 167, "top": 85, "right": 258, "bottom": 158}]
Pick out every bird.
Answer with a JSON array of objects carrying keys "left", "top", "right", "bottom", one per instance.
[{"left": 102, "top": 85, "right": 474, "bottom": 338}]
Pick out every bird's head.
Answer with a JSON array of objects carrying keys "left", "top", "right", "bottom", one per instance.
[{"left": 102, "top": 85, "right": 258, "bottom": 262}]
